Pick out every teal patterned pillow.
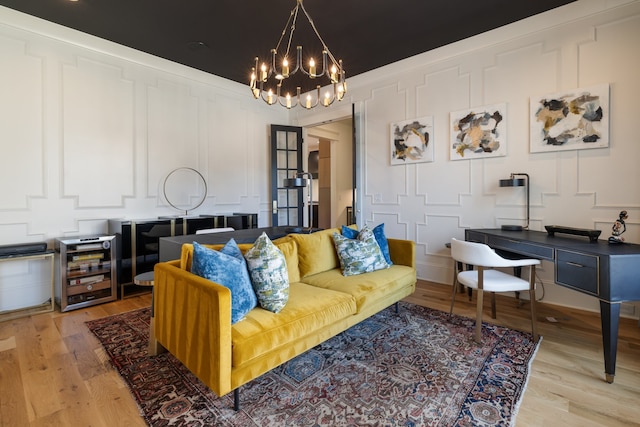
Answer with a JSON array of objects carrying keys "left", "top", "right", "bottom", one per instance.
[
  {"left": 342, "top": 223, "right": 393, "bottom": 265},
  {"left": 332, "top": 226, "right": 390, "bottom": 276},
  {"left": 191, "top": 240, "right": 257, "bottom": 324},
  {"left": 244, "top": 233, "right": 289, "bottom": 313}
]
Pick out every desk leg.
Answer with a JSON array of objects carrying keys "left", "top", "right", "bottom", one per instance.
[{"left": 600, "top": 301, "right": 620, "bottom": 384}]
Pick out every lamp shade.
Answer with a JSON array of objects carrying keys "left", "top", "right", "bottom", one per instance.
[
  {"left": 499, "top": 178, "right": 526, "bottom": 187},
  {"left": 283, "top": 177, "right": 308, "bottom": 188}
]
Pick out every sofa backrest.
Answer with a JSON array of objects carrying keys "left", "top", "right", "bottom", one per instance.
[
  {"left": 289, "top": 227, "right": 341, "bottom": 279},
  {"left": 179, "top": 235, "right": 301, "bottom": 284}
]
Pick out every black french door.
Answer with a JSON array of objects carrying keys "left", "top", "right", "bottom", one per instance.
[{"left": 270, "top": 125, "right": 304, "bottom": 227}]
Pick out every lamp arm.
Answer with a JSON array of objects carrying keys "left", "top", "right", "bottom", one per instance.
[{"left": 295, "top": 172, "right": 313, "bottom": 229}]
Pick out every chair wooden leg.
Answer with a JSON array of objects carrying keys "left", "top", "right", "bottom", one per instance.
[
  {"left": 449, "top": 271, "right": 458, "bottom": 316},
  {"left": 475, "top": 289, "right": 484, "bottom": 343},
  {"left": 529, "top": 266, "right": 539, "bottom": 341},
  {"left": 490, "top": 292, "right": 497, "bottom": 319}
]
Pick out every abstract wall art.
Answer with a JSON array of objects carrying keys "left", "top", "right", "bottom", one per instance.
[
  {"left": 390, "top": 116, "right": 434, "bottom": 165},
  {"left": 450, "top": 103, "right": 507, "bottom": 160},
  {"left": 530, "top": 83, "right": 609, "bottom": 153}
]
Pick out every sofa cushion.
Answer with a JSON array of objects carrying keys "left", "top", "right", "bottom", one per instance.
[
  {"left": 332, "top": 226, "right": 390, "bottom": 276},
  {"left": 300, "top": 265, "right": 416, "bottom": 312},
  {"left": 244, "top": 233, "right": 289, "bottom": 313},
  {"left": 290, "top": 228, "right": 341, "bottom": 278},
  {"left": 191, "top": 241, "right": 257, "bottom": 324},
  {"left": 231, "top": 281, "right": 357, "bottom": 367},
  {"left": 342, "top": 223, "right": 393, "bottom": 265}
]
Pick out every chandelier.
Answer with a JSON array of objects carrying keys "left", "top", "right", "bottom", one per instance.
[{"left": 250, "top": 0, "right": 346, "bottom": 109}]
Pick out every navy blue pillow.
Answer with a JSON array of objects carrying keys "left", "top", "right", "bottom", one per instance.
[
  {"left": 191, "top": 240, "right": 257, "bottom": 324},
  {"left": 341, "top": 224, "right": 392, "bottom": 265}
]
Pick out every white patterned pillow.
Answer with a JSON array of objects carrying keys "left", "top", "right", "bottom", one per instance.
[
  {"left": 332, "top": 226, "right": 390, "bottom": 276},
  {"left": 244, "top": 232, "right": 289, "bottom": 313}
]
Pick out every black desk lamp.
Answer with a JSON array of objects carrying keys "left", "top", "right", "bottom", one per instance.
[
  {"left": 499, "top": 173, "right": 529, "bottom": 231},
  {"left": 283, "top": 172, "right": 313, "bottom": 230}
]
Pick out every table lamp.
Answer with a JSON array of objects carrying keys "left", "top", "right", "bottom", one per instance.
[{"left": 499, "top": 173, "right": 529, "bottom": 231}]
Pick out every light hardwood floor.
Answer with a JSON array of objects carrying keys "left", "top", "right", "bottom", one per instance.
[{"left": 1, "top": 280, "right": 639, "bottom": 426}]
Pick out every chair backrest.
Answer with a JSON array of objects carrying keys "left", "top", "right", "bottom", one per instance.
[
  {"left": 195, "top": 227, "right": 235, "bottom": 235},
  {"left": 450, "top": 238, "right": 539, "bottom": 268}
]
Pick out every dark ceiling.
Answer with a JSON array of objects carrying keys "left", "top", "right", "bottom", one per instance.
[{"left": 1, "top": 0, "right": 575, "bottom": 93}]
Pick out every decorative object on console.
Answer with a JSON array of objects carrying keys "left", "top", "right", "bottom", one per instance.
[
  {"left": 390, "top": 116, "right": 434, "bottom": 165},
  {"left": 608, "top": 210, "right": 628, "bottom": 244},
  {"left": 530, "top": 83, "right": 609, "bottom": 153},
  {"left": 249, "top": 0, "right": 346, "bottom": 109},
  {"left": 544, "top": 225, "right": 602, "bottom": 242},
  {"left": 450, "top": 103, "right": 507, "bottom": 160},
  {"left": 499, "top": 173, "right": 530, "bottom": 231},
  {"left": 283, "top": 171, "right": 314, "bottom": 231},
  {"left": 163, "top": 167, "right": 207, "bottom": 216}
]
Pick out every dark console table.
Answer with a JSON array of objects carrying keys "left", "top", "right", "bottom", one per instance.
[{"left": 466, "top": 228, "right": 640, "bottom": 383}]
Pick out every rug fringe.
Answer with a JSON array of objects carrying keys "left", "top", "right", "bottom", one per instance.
[{"left": 510, "top": 334, "right": 543, "bottom": 427}]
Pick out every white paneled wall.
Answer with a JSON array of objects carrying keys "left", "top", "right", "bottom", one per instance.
[{"left": 295, "top": 0, "right": 640, "bottom": 316}]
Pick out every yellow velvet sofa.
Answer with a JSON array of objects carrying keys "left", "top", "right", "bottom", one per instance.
[{"left": 152, "top": 227, "right": 416, "bottom": 407}]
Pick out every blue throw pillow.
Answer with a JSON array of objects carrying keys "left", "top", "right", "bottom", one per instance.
[
  {"left": 191, "top": 241, "right": 257, "bottom": 324},
  {"left": 342, "top": 223, "right": 392, "bottom": 265}
]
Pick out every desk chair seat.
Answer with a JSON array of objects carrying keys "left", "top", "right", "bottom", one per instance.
[{"left": 450, "top": 238, "right": 540, "bottom": 343}]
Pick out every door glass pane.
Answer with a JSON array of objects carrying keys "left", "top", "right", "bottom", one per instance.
[
  {"left": 287, "top": 151, "right": 298, "bottom": 168},
  {"left": 277, "top": 132, "right": 287, "bottom": 149},
  {"left": 287, "top": 132, "right": 298, "bottom": 149},
  {"left": 277, "top": 150, "right": 288, "bottom": 165}
]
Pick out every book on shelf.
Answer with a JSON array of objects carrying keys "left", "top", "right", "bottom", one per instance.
[
  {"left": 67, "top": 260, "right": 101, "bottom": 270},
  {"left": 69, "top": 274, "right": 104, "bottom": 286},
  {"left": 75, "top": 243, "right": 104, "bottom": 250},
  {"left": 71, "top": 253, "right": 104, "bottom": 262}
]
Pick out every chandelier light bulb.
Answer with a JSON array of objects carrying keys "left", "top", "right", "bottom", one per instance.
[
  {"left": 309, "top": 58, "right": 316, "bottom": 77},
  {"left": 282, "top": 58, "right": 289, "bottom": 77},
  {"left": 260, "top": 63, "right": 267, "bottom": 81}
]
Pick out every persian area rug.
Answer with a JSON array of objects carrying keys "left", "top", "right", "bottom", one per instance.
[{"left": 86, "top": 302, "right": 540, "bottom": 427}]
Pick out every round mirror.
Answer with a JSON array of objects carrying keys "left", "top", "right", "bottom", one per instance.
[{"left": 162, "top": 167, "right": 207, "bottom": 216}]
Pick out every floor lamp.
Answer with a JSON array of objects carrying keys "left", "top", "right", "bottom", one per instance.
[
  {"left": 283, "top": 172, "right": 313, "bottom": 231},
  {"left": 499, "top": 173, "right": 530, "bottom": 231}
]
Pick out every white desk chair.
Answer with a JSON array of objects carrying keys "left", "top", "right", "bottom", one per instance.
[
  {"left": 450, "top": 238, "right": 540, "bottom": 343},
  {"left": 195, "top": 227, "right": 235, "bottom": 235}
]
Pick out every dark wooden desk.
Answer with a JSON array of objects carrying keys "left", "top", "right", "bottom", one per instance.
[{"left": 466, "top": 228, "right": 640, "bottom": 383}]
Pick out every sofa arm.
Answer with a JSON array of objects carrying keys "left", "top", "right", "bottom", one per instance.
[
  {"left": 154, "top": 261, "right": 233, "bottom": 396},
  {"left": 387, "top": 238, "right": 416, "bottom": 268}
]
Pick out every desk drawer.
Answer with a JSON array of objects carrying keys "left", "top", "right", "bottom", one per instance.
[
  {"left": 556, "top": 250, "right": 599, "bottom": 296},
  {"left": 487, "top": 236, "right": 554, "bottom": 260}
]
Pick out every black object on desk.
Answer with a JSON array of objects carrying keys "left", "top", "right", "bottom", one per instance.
[{"left": 466, "top": 228, "right": 640, "bottom": 384}]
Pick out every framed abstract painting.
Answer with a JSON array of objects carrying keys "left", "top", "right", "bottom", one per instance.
[
  {"left": 530, "top": 84, "right": 609, "bottom": 153},
  {"left": 390, "top": 116, "right": 434, "bottom": 165},
  {"left": 450, "top": 103, "right": 507, "bottom": 160}
]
